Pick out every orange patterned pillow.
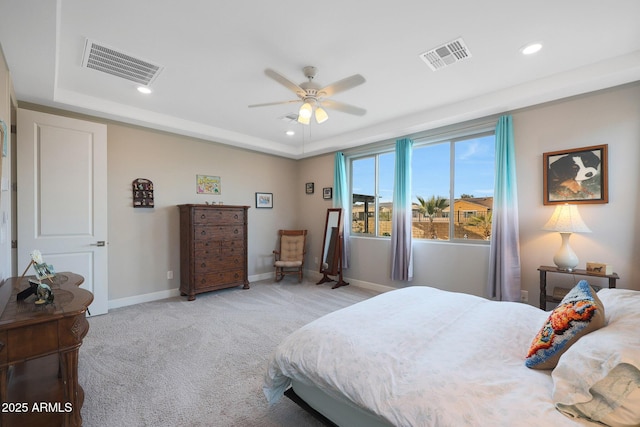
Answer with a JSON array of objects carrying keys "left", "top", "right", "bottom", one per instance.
[{"left": 525, "top": 280, "right": 604, "bottom": 370}]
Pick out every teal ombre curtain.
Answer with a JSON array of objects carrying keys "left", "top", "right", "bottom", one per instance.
[
  {"left": 333, "top": 152, "right": 350, "bottom": 269},
  {"left": 391, "top": 138, "right": 413, "bottom": 281},
  {"left": 487, "top": 115, "right": 521, "bottom": 301}
]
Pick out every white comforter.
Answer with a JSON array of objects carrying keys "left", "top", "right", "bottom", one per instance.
[{"left": 264, "top": 286, "right": 597, "bottom": 426}]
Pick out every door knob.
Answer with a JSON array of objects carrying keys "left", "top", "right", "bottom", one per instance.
[{"left": 91, "top": 241, "right": 106, "bottom": 247}]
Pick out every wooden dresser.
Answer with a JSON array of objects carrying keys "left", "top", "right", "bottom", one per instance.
[
  {"left": 178, "top": 204, "right": 250, "bottom": 300},
  {"left": 0, "top": 272, "right": 92, "bottom": 427}
]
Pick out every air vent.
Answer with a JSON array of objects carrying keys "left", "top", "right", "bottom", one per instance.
[
  {"left": 81, "top": 39, "right": 163, "bottom": 86},
  {"left": 279, "top": 113, "right": 299, "bottom": 123},
  {"left": 419, "top": 38, "right": 472, "bottom": 71}
]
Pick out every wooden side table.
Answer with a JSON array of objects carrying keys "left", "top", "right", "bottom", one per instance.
[
  {"left": 0, "top": 272, "right": 93, "bottom": 427},
  {"left": 538, "top": 265, "right": 619, "bottom": 310}
]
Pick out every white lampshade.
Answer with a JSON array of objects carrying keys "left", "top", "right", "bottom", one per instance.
[
  {"left": 542, "top": 204, "right": 591, "bottom": 233},
  {"left": 543, "top": 204, "right": 590, "bottom": 271},
  {"left": 314, "top": 107, "right": 329, "bottom": 124},
  {"left": 297, "top": 113, "right": 310, "bottom": 125},
  {"left": 298, "top": 102, "right": 312, "bottom": 124}
]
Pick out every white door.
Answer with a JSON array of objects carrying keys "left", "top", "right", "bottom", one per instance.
[{"left": 17, "top": 109, "right": 108, "bottom": 315}]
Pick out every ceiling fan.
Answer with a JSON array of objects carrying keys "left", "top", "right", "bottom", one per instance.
[{"left": 249, "top": 66, "right": 366, "bottom": 125}]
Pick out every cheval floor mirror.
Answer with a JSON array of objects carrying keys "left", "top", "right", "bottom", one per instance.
[{"left": 316, "top": 208, "right": 349, "bottom": 289}]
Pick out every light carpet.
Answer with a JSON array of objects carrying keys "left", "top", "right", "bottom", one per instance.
[{"left": 79, "top": 278, "right": 379, "bottom": 426}]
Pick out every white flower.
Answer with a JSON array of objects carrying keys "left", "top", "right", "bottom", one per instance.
[{"left": 30, "top": 250, "right": 43, "bottom": 264}]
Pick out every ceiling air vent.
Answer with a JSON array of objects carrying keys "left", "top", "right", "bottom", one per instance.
[
  {"left": 81, "top": 39, "right": 163, "bottom": 86},
  {"left": 279, "top": 113, "right": 300, "bottom": 123},
  {"left": 419, "top": 38, "right": 472, "bottom": 71}
]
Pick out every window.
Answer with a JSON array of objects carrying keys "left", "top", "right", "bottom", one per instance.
[
  {"left": 349, "top": 129, "right": 495, "bottom": 242},
  {"left": 351, "top": 152, "right": 394, "bottom": 236}
]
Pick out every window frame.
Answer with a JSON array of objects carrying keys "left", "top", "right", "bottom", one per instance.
[
  {"left": 346, "top": 120, "right": 496, "bottom": 244},
  {"left": 349, "top": 149, "right": 394, "bottom": 237}
]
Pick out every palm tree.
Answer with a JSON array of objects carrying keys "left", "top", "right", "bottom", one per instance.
[
  {"left": 468, "top": 212, "right": 493, "bottom": 240},
  {"left": 416, "top": 195, "right": 449, "bottom": 239}
]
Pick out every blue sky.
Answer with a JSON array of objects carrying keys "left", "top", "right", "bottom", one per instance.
[{"left": 352, "top": 135, "right": 495, "bottom": 203}]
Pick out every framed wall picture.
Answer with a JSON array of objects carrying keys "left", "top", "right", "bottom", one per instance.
[
  {"left": 305, "top": 182, "right": 314, "bottom": 194},
  {"left": 196, "top": 175, "right": 221, "bottom": 195},
  {"left": 543, "top": 144, "right": 608, "bottom": 205},
  {"left": 323, "top": 187, "right": 332, "bottom": 200},
  {"left": 255, "top": 192, "right": 273, "bottom": 208}
]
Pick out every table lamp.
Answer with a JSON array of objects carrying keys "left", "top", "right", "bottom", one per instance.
[{"left": 542, "top": 203, "right": 590, "bottom": 271}]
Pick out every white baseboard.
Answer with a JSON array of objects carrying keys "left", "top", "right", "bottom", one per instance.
[
  {"left": 108, "top": 288, "right": 181, "bottom": 310},
  {"left": 249, "top": 272, "right": 274, "bottom": 282},
  {"left": 107, "top": 271, "right": 394, "bottom": 310},
  {"left": 304, "top": 269, "right": 395, "bottom": 294},
  {"left": 344, "top": 277, "right": 395, "bottom": 294},
  {"left": 108, "top": 272, "right": 273, "bottom": 310}
]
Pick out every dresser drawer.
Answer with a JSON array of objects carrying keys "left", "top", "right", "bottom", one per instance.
[
  {"left": 194, "top": 270, "right": 245, "bottom": 289},
  {"left": 194, "top": 237, "right": 244, "bottom": 252},
  {"left": 195, "top": 251, "right": 246, "bottom": 271},
  {"left": 194, "top": 225, "right": 244, "bottom": 241},
  {"left": 193, "top": 208, "right": 244, "bottom": 225}
]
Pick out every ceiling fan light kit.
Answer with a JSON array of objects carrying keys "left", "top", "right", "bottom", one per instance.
[
  {"left": 315, "top": 106, "right": 328, "bottom": 124},
  {"left": 298, "top": 102, "right": 313, "bottom": 118},
  {"left": 249, "top": 66, "right": 366, "bottom": 126}
]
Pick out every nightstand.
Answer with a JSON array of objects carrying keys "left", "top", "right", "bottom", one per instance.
[{"left": 538, "top": 265, "right": 619, "bottom": 310}]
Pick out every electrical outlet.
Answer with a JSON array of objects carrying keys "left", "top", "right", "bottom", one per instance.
[
  {"left": 167, "top": 270, "right": 174, "bottom": 280},
  {"left": 520, "top": 290, "right": 529, "bottom": 302}
]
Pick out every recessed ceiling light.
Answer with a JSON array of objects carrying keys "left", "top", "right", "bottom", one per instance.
[
  {"left": 137, "top": 86, "right": 152, "bottom": 94},
  {"left": 521, "top": 42, "right": 543, "bottom": 55},
  {"left": 285, "top": 130, "right": 295, "bottom": 136}
]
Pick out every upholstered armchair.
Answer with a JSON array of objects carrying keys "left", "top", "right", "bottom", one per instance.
[{"left": 273, "top": 230, "right": 307, "bottom": 282}]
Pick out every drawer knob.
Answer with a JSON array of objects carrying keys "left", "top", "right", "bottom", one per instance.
[
  {"left": 201, "top": 262, "right": 206, "bottom": 268},
  {"left": 201, "top": 230, "right": 206, "bottom": 235},
  {"left": 234, "top": 214, "right": 238, "bottom": 219},
  {"left": 200, "top": 214, "right": 206, "bottom": 219},
  {"left": 234, "top": 229, "right": 239, "bottom": 234}
]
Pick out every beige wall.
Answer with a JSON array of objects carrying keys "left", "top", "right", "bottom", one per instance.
[
  {"left": 298, "top": 82, "right": 640, "bottom": 300},
  {"left": 106, "top": 124, "right": 300, "bottom": 302},
  {"left": 13, "top": 105, "right": 300, "bottom": 303},
  {"left": 6, "top": 82, "right": 640, "bottom": 307},
  {"left": 0, "top": 47, "right": 13, "bottom": 281},
  {"left": 515, "top": 82, "right": 640, "bottom": 299}
]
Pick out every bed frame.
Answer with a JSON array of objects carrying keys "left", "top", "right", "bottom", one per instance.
[{"left": 286, "top": 380, "right": 391, "bottom": 427}]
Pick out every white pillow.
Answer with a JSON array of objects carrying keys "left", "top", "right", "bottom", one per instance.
[{"left": 552, "top": 288, "right": 640, "bottom": 426}]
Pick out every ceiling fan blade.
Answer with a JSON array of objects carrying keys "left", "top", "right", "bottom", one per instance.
[
  {"left": 318, "top": 74, "right": 365, "bottom": 97},
  {"left": 321, "top": 99, "right": 367, "bottom": 116},
  {"left": 264, "top": 69, "right": 306, "bottom": 97},
  {"left": 248, "top": 100, "right": 300, "bottom": 108}
]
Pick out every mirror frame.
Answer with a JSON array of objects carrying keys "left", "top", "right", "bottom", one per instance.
[{"left": 319, "top": 208, "right": 342, "bottom": 275}]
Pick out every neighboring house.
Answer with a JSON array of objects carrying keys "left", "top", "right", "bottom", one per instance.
[{"left": 442, "top": 197, "right": 493, "bottom": 224}]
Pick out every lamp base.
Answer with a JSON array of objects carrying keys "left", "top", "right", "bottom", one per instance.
[{"left": 553, "top": 232, "right": 579, "bottom": 272}]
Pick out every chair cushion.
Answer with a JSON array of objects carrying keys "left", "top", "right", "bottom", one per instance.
[
  {"left": 275, "top": 260, "right": 303, "bottom": 268},
  {"left": 280, "top": 235, "right": 305, "bottom": 262}
]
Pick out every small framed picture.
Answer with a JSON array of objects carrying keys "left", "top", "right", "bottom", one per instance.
[
  {"left": 196, "top": 175, "right": 221, "bottom": 195},
  {"left": 305, "top": 182, "right": 314, "bottom": 194},
  {"left": 543, "top": 144, "right": 608, "bottom": 205},
  {"left": 255, "top": 192, "right": 273, "bottom": 209},
  {"left": 323, "top": 187, "right": 332, "bottom": 200}
]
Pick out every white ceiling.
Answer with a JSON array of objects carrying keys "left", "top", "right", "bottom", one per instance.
[{"left": 1, "top": 0, "right": 639, "bottom": 159}]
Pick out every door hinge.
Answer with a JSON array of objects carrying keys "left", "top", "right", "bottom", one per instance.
[{"left": 11, "top": 240, "right": 17, "bottom": 249}]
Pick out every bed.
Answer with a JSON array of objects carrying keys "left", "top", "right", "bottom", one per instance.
[{"left": 264, "top": 284, "right": 640, "bottom": 426}]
